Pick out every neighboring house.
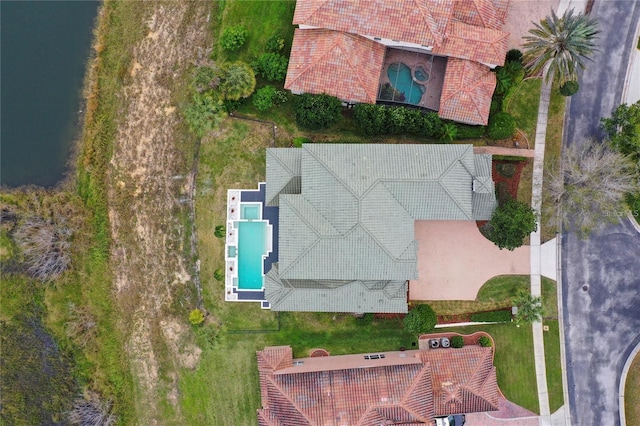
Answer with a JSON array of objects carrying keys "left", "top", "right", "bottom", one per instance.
[
  {"left": 264, "top": 144, "right": 496, "bottom": 313},
  {"left": 284, "top": 0, "right": 510, "bottom": 125},
  {"left": 256, "top": 344, "right": 499, "bottom": 425}
]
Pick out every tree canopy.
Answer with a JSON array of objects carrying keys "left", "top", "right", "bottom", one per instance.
[
  {"left": 486, "top": 199, "right": 538, "bottom": 250},
  {"left": 601, "top": 100, "right": 640, "bottom": 163},
  {"left": 523, "top": 9, "right": 599, "bottom": 84},
  {"left": 403, "top": 304, "right": 437, "bottom": 335}
]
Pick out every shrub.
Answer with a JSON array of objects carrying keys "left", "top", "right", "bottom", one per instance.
[
  {"left": 191, "top": 65, "right": 220, "bottom": 93},
  {"left": 488, "top": 111, "right": 516, "bottom": 140},
  {"left": 439, "top": 122, "right": 458, "bottom": 141},
  {"left": 451, "top": 335, "right": 464, "bottom": 348},
  {"left": 490, "top": 96, "right": 503, "bottom": 116},
  {"left": 478, "top": 335, "right": 493, "bottom": 347},
  {"left": 183, "top": 92, "right": 225, "bottom": 137},
  {"left": 14, "top": 216, "right": 72, "bottom": 282},
  {"left": 66, "top": 304, "right": 98, "bottom": 348},
  {"left": 506, "top": 48, "right": 524, "bottom": 64},
  {"left": 220, "top": 61, "right": 256, "bottom": 100},
  {"left": 294, "top": 93, "right": 342, "bottom": 130},
  {"left": 213, "top": 269, "right": 224, "bottom": 281},
  {"left": 214, "top": 225, "right": 225, "bottom": 238},
  {"left": 252, "top": 53, "right": 288, "bottom": 82},
  {"left": 496, "top": 162, "right": 517, "bottom": 177},
  {"left": 352, "top": 104, "right": 446, "bottom": 138},
  {"left": 471, "top": 310, "right": 512, "bottom": 322},
  {"left": 292, "top": 136, "right": 309, "bottom": 147},
  {"left": 266, "top": 33, "right": 285, "bottom": 52},
  {"left": 189, "top": 309, "right": 205, "bottom": 325},
  {"left": 559, "top": 80, "right": 580, "bottom": 96},
  {"left": 627, "top": 193, "right": 640, "bottom": 219},
  {"left": 253, "top": 85, "right": 277, "bottom": 111},
  {"left": 403, "top": 304, "right": 437, "bottom": 335},
  {"left": 272, "top": 90, "right": 289, "bottom": 106},
  {"left": 68, "top": 391, "right": 116, "bottom": 426},
  {"left": 487, "top": 199, "right": 538, "bottom": 250},
  {"left": 220, "top": 26, "right": 247, "bottom": 51},
  {"left": 513, "top": 289, "right": 544, "bottom": 324},
  {"left": 455, "top": 123, "right": 486, "bottom": 139},
  {"left": 353, "top": 103, "right": 389, "bottom": 135}
]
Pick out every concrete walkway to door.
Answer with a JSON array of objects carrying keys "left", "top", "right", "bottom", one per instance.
[{"left": 409, "top": 221, "right": 530, "bottom": 301}]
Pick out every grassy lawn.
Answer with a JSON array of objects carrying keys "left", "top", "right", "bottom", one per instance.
[
  {"left": 506, "top": 78, "right": 541, "bottom": 147},
  {"left": 436, "top": 323, "right": 539, "bottom": 414},
  {"left": 625, "top": 353, "right": 640, "bottom": 424},
  {"left": 543, "top": 320, "right": 564, "bottom": 412},
  {"left": 427, "top": 275, "right": 529, "bottom": 316}
]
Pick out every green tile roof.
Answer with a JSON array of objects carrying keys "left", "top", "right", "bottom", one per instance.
[{"left": 265, "top": 144, "right": 496, "bottom": 311}]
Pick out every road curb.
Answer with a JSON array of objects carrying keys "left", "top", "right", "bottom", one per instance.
[{"left": 619, "top": 341, "right": 640, "bottom": 426}]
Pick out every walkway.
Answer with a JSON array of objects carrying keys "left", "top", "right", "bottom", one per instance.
[{"left": 472, "top": 146, "right": 535, "bottom": 157}]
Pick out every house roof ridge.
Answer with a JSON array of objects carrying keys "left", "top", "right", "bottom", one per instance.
[
  {"left": 335, "top": 33, "right": 380, "bottom": 102},
  {"left": 265, "top": 375, "right": 316, "bottom": 424},
  {"left": 399, "top": 361, "right": 434, "bottom": 420},
  {"left": 435, "top": 160, "right": 474, "bottom": 220},
  {"left": 285, "top": 30, "right": 341, "bottom": 89},
  {"left": 412, "top": 0, "right": 446, "bottom": 46}
]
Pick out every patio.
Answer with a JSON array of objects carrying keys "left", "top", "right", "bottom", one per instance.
[
  {"left": 409, "top": 220, "right": 530, "bottom": 301},
  {"left": 378, "top": 48, "right": 447, "bottom": 110}
]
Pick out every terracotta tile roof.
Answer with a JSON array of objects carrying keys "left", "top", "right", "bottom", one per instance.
[
  {"left": 439, "top": 58, "right": 496, "bottom": 125},
  {"left": 433, "top": 21, "right": 509, "bottom": 66},
  {"left": 452, "top": 0, "right": 510, "bottom": 30},
  {"left": 293, "top": 0, "right": 454, "bottom": 47},
  {"left": 420, "top": 345, "right": 500, "bottom": 416},
  {"left": 284, "top": 29, "right": 386, "bottom": 104},
  {"left": 256, "top": 345, "right": 499, "bottom": 425}
]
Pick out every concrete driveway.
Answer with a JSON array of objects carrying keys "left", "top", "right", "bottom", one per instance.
[
  {"left": 409, "top": 221, "right": 530, "bottom": 301},
  {"left": 561, "top": 2, "right": 640, "bottom": 424}
]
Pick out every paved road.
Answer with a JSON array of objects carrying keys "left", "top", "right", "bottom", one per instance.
[{"left": 562, "top": 1, "right": 640, "bottom": 425}]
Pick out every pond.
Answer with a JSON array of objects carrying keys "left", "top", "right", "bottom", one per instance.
[{"left": 1, "top": 1, "right": 99, "bottom": 187}]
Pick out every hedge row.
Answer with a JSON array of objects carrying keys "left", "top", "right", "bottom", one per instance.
[{"left": 352, "top": 104, "right": 446, "bottom": 138}]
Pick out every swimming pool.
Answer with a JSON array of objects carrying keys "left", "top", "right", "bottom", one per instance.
[
  {"left": 386, "top": 62, "right": 425, "bottom": 105},
  {"left": 237, "top": 221, "right": 268, "bottom": 290},
  {"left": 241, "top": 203, "right": 261, "bottom": 220}
]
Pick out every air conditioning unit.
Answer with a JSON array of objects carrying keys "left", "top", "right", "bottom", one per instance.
[
  {"left": 430, "top": 339, "right": 440, "bottom": 349},
  {"left": 441, "top": 337, "right": 450, "bottom": 348}
]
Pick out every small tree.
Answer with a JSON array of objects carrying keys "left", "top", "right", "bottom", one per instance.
[
  {"left": 219, "top": 26, "right": 248, "bottom": 51},
  {"left": 486, "top": 199, "right": 537, "bottom": 250},
  {"left": 403, "top": 304, "right": 437, "bottom": 335},
  {"left": 266, "top": 33, "right": 285, "bottom": 52},
  {"left": 220, "top": 61, "right": 256, "bottom": 101},
  {"left": 213, "top": 269, "right": 225, "bottom": 281},
  {"left": 512, "top": 289, "right": 544, "bottom": 324},
  {"left": 294, "top": 93, "right": 342, "bottom": 130},
  {"left": 189, "top": 309, "right": 205, "bottom": 326},
  {"left": 214, "top": 225, "right": 226, "bottom": 238}
]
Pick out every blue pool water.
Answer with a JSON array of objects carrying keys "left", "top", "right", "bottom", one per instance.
[
  {"left": 241, "top": 204, "right": 261, "bottom": 220},
  {"left": 387, "top": 62, "right": 425, "bottom": 105},
  {"left": 237, "top": 221, "right": 267, "bottom": 290}
]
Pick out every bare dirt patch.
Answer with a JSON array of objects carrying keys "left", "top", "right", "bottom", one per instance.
[{"left": 106, "top": 2, "right": 211, "bottom": 423}]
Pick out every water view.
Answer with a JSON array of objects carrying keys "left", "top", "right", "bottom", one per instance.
[{"left": 1, "top": 1, "right": 99, "bottom": 187}]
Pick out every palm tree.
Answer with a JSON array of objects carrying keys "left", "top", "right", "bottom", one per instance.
[
  {"left": 523, "top": 8, "right": 599, "bottom": 84},
  {"left": 220, "top": 61, "right": 256, "bottom": 101},
  {"left": 182, "top": 91, "right": 225, "bottom": 137},
  {"left": 512, "top": 289, "right": 545, "bottom": 325}
]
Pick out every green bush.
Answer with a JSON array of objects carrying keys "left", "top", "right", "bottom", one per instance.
[
  {"left": 220, "top": 61, "right": 256, "bottom": 100},
  {"left": 506, "top": 48, "right": 524, "bottom": 64},
  {"left": 292, "top": 136, "right": 309, "bottom": 147},
  {"left": 189, "top": 309, "right": 205, "bottom": 326},
  {"left": 471, "top": 310, "right": 512, "bottom": 323},
  {"left": 478, "top": 335, "right": 493, "bottom": 347},
  {"left": 182, "top": 92, "right": 225, "bottom": 137},
  {"left": 220, "top": 26, "right": 248, "bottom": 51},
  {"left": 439, "top": 122, "right": 458, "bottom": 141},
  {"left": 352, "top": 104, "right": 445, "bottom": 138},
  {"left": 487, "top": 199, "right": 538, "bottom": 250},
  {"left": 455, "top": 123, "right": 486, "bottom": 139},
  {"left": 253, "top": 85, "right": 277, "bottom": 111},
  {"left": 213, "top": 269, "right": 224, "bottom": 281},
  {"left": 214, "top": 225, "right": 225, "bottom": 238},
  {"left": 272, "top": 90, "right": 289, "bottom": 106},
  {"left": 403, "top": 304, "right": 437, "bottom": 335},
  {"left": 559, "top": 80, "right": 580, "bottom": 96},
  {"left": 626, "top": 193, "right": 640, "bottom": 218},
  {"left": 294, "top": 93, "right": 343, "bottom": 130},
  {"left": 495, "top": 61, "right": 524, "bottom": 96},
  {"left": 266, "top": 33, "right": 285, "bottom": 53},
  {"left": 191, "top": 66, "right": 220, "bottom": 93},
  {"left": 451, "top": 335, "right": 464, "bottom": 348},
  {"left": 490, "top": 96, "right": 503, "bottom": 116},
  {"left": 488, "top": 111, "right": 516, "bottom": 140},
  {"left": 252, "top": 53, "right": 289, "bottom": 82}
]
